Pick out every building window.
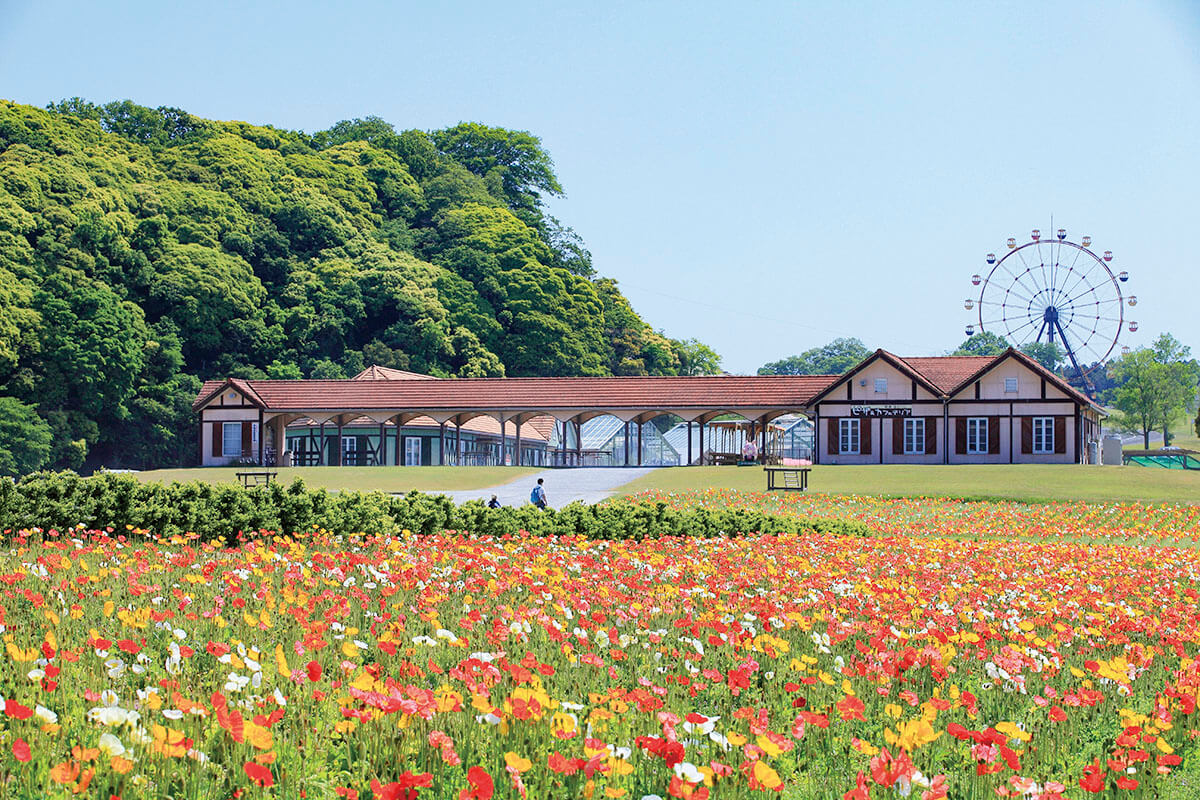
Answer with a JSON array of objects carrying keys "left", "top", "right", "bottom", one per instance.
[
  {"left": 1005, "top": 378, "right": 1018, "bottom": 393},
  {"left": 966, "top": 417, "right": 988, "bottom": 454},
  {"left": 874, "top": 378, "right": 888, "bottom": 393},
  {"left": 904, "top": 418, "right": 925, "bottom": 454},
  {"left": 222, "top": 422, "right": 242, "bottom": 457},
  {"left": 839, "top": 418, "right": 860, "bottom": 454},
  {"left": 1033, "top": 417, "right": 1054, "bottom": 453}
]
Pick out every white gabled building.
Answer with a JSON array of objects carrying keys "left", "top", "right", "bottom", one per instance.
[{"left": 808, "top": 348, "right": 1104, "bottom": 465}]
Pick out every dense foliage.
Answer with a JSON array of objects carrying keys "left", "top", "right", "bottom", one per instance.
[
  {"left": 0, "top": 471, "right": 869, "bottom": 542},
  {"left": 0, "top": 100, "right": 713, "bottom": 473},
  {"left": 758, "top": 337, "right": 871, "bottom": 376}
]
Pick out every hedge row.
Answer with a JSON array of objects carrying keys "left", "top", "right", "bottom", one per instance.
[{"left": 0, "top": 471, "right": 871, "bottom": 542}]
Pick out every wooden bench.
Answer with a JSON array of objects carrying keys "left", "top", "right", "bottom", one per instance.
[
  {"left": 236, "top": 470, "right": 278, "bottom": 488},
  {"left": 706, "top": 451, "right": 741, "bottom": 466},
  {"left": 764, "top": 466, "right": 810, "bottom": 492}
]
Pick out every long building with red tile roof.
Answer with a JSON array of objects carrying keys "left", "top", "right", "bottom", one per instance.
[{"left": 193, "top": 348, "right": 1102, "bottom": 467}]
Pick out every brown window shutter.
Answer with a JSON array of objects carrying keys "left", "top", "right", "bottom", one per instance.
[
  {"left": 860, "top": 418, "right": 872, "bottom": 455},
  {"left": 827, "top": 418, "right": 838, "bottom": 455},
  {"left": 988, "top": 416, "right": 1000, "bottom": 455},
  {"left": 212, "top": 421, "right": 223, "bottom": 458},
  {"left": 925, "top": 417, "right": 937, "bottom": 454},
  {"left": 1054, "top": 416, "right": 1067, "bottom": 454},
  {"left": 892, "top": 419, "right": 904, "bottom": 455},
  {"left": 241, "top": 422, "right": 252, "bottom": 458},
  {"left": 955, "top": 418, "right": 967, "bottom": 455},
  {"left": 1021, "top": 417, "right": 1033, "bottom": 454}
]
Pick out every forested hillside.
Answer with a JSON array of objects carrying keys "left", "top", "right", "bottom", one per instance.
[{"left": 0, "top": 99, "right": 717, "bottom": 473}]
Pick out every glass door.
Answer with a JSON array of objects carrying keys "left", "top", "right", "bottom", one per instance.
[{"left": 404, "top": 436, "right": 422, "bottom": 466}]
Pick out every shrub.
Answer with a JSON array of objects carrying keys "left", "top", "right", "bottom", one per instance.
[{"left": 0, "top": 471, "right": 870, "bottom": 541}]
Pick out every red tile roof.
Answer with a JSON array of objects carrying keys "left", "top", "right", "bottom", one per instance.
[
  {"left": 897, "top": 355, "right": 996, "bottom": 393},
  {"left": 195, "top": 374, "right": 840, "bottom": 413}
]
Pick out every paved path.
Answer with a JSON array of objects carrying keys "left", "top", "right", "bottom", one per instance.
[{"left": 442, "top": 467, "right": 656, "bottom": 509}]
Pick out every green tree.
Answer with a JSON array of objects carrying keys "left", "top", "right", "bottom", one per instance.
[
  {"left": 674, "top": 338, "right": 722, "bottom": 375},
  {"left": 1148, "top": 333, "right": 1200, "bottom": 445},
  {"left": 1019, "top": 341, "right": 1064, "bottom": 372},
  {"left": 431, "top": 122, "right": 562, "bottom": 218},
  {"left": 0, "top": 396, "right": 52, "bottom": 476},
  {"left": 759, "top": 338, "right": 871, "bottom": 375},
  {"left": 1109, "top": 347, "right": 1175, "bottom": 449},
  {"left": 951, "top": 331, "right": 1009, "bottom": 357}
]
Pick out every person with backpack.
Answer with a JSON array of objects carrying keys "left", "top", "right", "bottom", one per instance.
[
  {"left": 530, "top": 478, "right": 548, "bottom": 510},
  {"left": 487, "top": 495, "right": 501, "bottom": 509}
]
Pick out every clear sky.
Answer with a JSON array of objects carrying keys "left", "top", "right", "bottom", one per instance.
[{"left": 1, "top": 0, "right": 1197, "bottom": 374}]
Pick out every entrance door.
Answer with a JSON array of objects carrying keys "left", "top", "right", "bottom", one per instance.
[
  {"left": 404, "top": 436, "right": 422, "bottom": 466},
  {"left": 342, "top": 436, "right": 357, "bottom": 466}
]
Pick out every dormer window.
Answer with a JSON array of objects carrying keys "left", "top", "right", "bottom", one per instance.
[
  {"left": 1004, "top": 378, "right": 1018, "bottom": 393},
  {"left": 874, "top": 378, "right": 887, "bottom": 394}
]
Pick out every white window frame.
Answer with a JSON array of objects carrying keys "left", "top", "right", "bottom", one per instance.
[
  {"left": 839, "top": 418, "right": 860, "bottom": 454},
  {"left": 222, "top": 422, "right": 242, "bottom": 457},
  {"left": 904, "top": 418, "right": 925, "bottom": 455},
  {"left": 1033, "top": 416, "right": 1054, "bottom": 454},
  {"left": 966, "top": 417, "right": 988, "bottom": 454},
  {"left": 874, "top": 377, "right": 888, "bottom": 394},
  {"left": 1004, "top": 377, "right": 1018, "bottom": 393}
]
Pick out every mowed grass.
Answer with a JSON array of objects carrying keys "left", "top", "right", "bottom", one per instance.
[
  {"left": 616, "top": 463, "right": 1200, "bottom": 505},
  {"left": 131, "top": 465, "right": 539, "bottom": 493}
]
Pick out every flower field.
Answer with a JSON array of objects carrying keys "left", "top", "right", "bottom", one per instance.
[{"left": 2, "top": 493, "right": 1200, "bottom": 799}]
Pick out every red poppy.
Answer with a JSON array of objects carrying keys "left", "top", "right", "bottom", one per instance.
[
  {"left": 244, "top": 762, "right": 274, "bottom": 788},
  {"left": 459, "top": 766, "right": 493, "bottom": 800},
  {"left": 307, "top": 660, "right": 322, "bottom": 682},
  {"left": 12, "top": 738, "right": 30, "bottom": 763}
]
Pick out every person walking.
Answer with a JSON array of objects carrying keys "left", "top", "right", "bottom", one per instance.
[
  {"left": 530, "top": 478, "right": 548, "bottom": 510},
  {"left": 487, "top": 494, "right": 501, "bottom": 509}
]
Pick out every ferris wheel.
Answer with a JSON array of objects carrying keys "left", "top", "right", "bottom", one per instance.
[{"left": 964, "top": 228, "right": 1137, "bottom": 393}]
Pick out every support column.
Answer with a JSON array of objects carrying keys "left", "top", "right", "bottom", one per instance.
[
  {"left": 336, "top": 419, "right": 344, "bottom": 466},
  {"left": 637, "top": 421, "right": 643, "bottom": 466},
  {"left": 760, "top": 415, "right": 768, "bottom": 463},
  {"left": 455, "top": 420, "right": 462, "bottom": 467},
  {"left": 699, "top": 420, "right": 705, "bottom": 465},
  {"left": 687, "top": 421, "right": 693, "bottom": 466},
  {"left": 378, "top": 421, "right": 386, "bottom": 466},
  {"left": 624, "top": 421, "right": 630, "bottom": 466},
  {"left": 515, "top": 421, "right": 523, "bottom": 467},
  {"left": 575, "top": 419, "right": 582, "bottom": 465},
  {"left": 498, "top": 415, "right": 506, "bottom": 467},
  {"left": 561, "top": 420, "right": 569, "bottom": 466},
  {"left": 438, "top": 422, "right": 445, "bottom": 466},
  {"left": 318, "top": 422, "right": 326, "bottom": 466},
  {"left": 394, "top": 417, "right": 402, "bottom": 467}
]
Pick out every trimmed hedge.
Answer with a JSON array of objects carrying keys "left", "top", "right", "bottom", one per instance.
[{"left": 0, "top": 471, "right": 870, "bottom": 542}]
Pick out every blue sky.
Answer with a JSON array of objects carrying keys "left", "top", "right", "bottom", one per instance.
[{"left": 1, "top": 0, "right": 1197, "bottom": 373}]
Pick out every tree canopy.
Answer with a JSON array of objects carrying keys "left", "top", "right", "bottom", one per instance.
[
  {"left": 0, "top": 100, "right": 714, "bottom": 472},
  {"left": 950, "top": 331, "right": 1009, "bottom": 357},
  {"left": 758, "top": 338, "right": 871, "bottom": 376},
  {"left": 1108, "top": 333, "right": 1200, "bottom": 448}
]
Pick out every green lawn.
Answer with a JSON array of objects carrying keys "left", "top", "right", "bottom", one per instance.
[
  {"left": 132, "top": 466, "right": 538, "bottom": 493},
  {"left": 616, "top": 463, "right": 1200, "bottom": 505}
]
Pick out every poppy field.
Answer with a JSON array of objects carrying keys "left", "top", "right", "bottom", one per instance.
[{"left": 2, "top": 492, "right": 1200, "bottom": 799}]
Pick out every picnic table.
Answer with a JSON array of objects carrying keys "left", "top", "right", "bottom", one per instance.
[
  {"left": 236, "top": 470, "right": 278, "bottom": 488},
  {"left": 763, "top": 466, "right": 811, "bottom": 492}
]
